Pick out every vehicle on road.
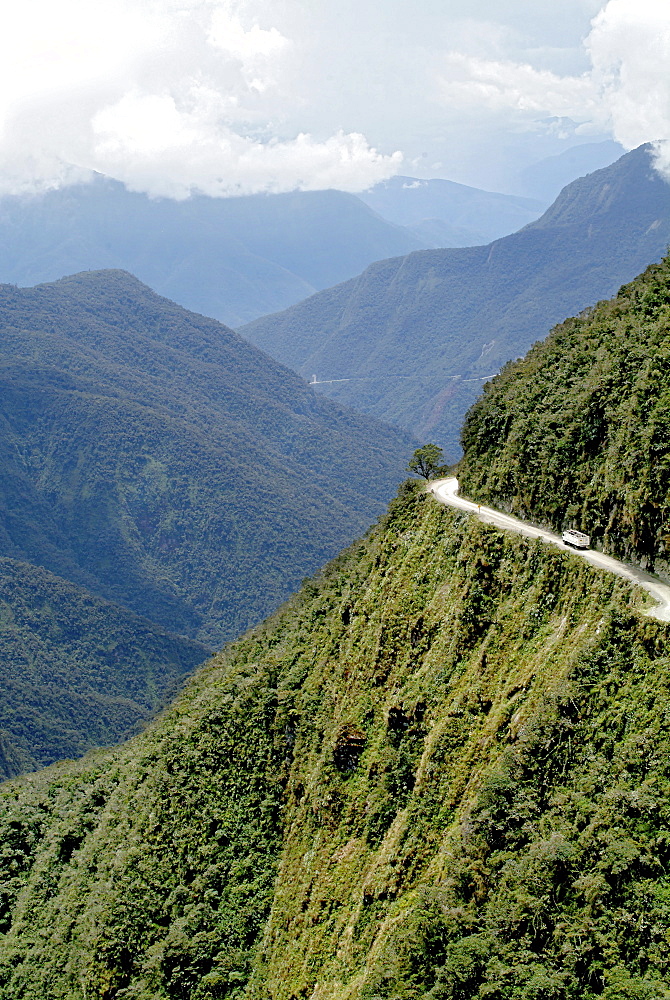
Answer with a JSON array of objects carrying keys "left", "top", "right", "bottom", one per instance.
[{"left": 562, "top": 528, "right": 590, "bottom": 549}]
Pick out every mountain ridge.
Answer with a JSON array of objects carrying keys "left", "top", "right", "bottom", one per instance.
[
  {"left": 358, "top": 174, "right": 543, "bottom": 245},
  {"left": 0, "top": 172, "right": 549, "bottom": 331},
  {"left": 0, "top": 268, "right": 415, "bottom": 645},
  {"left": 0, "top": 259, "right": 669, "bottom": 996},
  {"left": 0, "top": 181, "right": 427, "bottom": 327},
  {"left": 240, "top": 144, "right": 670, "bottom": 456}
]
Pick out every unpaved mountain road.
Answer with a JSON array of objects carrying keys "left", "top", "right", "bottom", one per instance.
[{"left": 430, "top": 477, "right": 670, "bottom": 622}]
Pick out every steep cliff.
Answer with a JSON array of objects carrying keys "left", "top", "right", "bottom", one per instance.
[
  {"left": 1, "top": 258, "right": 670, "bottom": 998},
  {"left": 459, "top": 254, "right": 670, "bottom": 579},
  {"left": 0, "top": 481, "right": 666, "bottom": 999}
]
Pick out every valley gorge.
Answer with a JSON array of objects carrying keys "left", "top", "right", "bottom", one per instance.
[{"left": 0, "top": 257, "right": 669, "bottom": 998}]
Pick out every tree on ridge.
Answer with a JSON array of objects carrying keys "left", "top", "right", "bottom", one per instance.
[{"left": 407, "top": 444, "right": 448, "bottom": 480}]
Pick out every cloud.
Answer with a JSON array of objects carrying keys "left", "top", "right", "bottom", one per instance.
[
  {"left": 0, "top": 0, "right": 401, "bottom": 197},
  {"left": 435, "top": 0, "right": 670, "bottom": 176},
  {"left": 3, "top": 0, "right": 669, "bottom": 197},
  {"left": 438, "top": 54, "right": 596, "bottom": 117},
  {"left": 91, "top": 97, "right": 402, "bottom": 198},
  {"left": 586, "top": 0, "right": 670, "bottom": 174}
]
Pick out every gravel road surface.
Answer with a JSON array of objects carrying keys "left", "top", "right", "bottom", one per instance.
[{"left": 430, "top": 477, "right": 670, "bottom": 622}]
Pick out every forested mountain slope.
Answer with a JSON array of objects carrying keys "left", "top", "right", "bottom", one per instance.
[
  {"left": 0, "top": 559, "right": 209, "bottom": 778},
  {"left": 459, "top": 253, "right": 670, "bottom": 580},
  {"left": 241, "top": 144, "right": 670, "bottom": 457},
  {"left": 0, "top": 269, "right": 413, "bottom": 647},
  {"left": 0, "top": 481, "right": 667, "bottom": 999},
  {"left": 0, "top": 180, "right": 427, "bottom": 327},
  {"left": 3, "top": 261, "right": 670, "bottom": 996}
]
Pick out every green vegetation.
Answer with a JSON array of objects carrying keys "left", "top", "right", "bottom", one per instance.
[
  {"left": 0, "top": 558, "right": 209, "bottom": 778},
  {"left": 241, "top": 145, "right": 670, "bottom": 456},
  {"left": 0, "top": 480, "right": 667, "bottom": 998},
  {"left": 407, "top": 443, "right": 448, "bottom": 479},
  {"left": 0, "top": 268, "right": 413, "bottom": 646},
  {"left": 3, "top": 235, "right": 670, "bottom": 996},
  {"left": 460, "top": 253, "right": 670, "bottom": 578},
  {"left": 0, "top": 267, "right": 413, "bottom": 773}
]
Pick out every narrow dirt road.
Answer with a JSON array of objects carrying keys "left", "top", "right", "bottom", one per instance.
[{"left": 430, "top": 476, "right": 670, "bottom": 622}]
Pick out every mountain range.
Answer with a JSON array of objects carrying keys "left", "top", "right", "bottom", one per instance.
[
  {"left": 0, "top": 173, "right": 549, "bottom": 330},
  {"left": 241, "top": 144, "right": 670, "bottom": 457},
  {"left": 357, "top": 175, "right": 543, "bottom": 247},
  {"left": 0, "top": 269, "right": 413, "bottom": 771},
  {"left": 0, "top": 268, "right": 415, "bottom": 642},
  {"left": 0, "top": 180, "right": 424, "bottom": 327},
  {"left": 516, "top": 139, "right": 626, "bottom": 202},
  {"left": 0, "top": 258, "right": 669, "bottom": 997}
]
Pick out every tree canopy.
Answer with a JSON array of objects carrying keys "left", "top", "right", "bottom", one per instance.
[
  {"left": 459, "top": 253, "right": 670, "bottom": 575},
  {"left": 407, "top": 443, "right": 448, "bottom": 479}
]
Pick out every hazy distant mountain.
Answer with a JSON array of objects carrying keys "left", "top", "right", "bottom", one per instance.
[
  {"left": 517, "top": 140, "right": 626, "bottom": 202},
  {"left": 240, "top": 145, "right": 670, "bottom": 457},
  {"left": 0, "top": 179, "right": 427, "bottom": 327},
  {"left": 358, "top": 175, "right": 544, "bottom": 246},
  {"left": 0, "top": 173, "right": 553, "bottom": 333},
  {"left": 0, "top": 269, "right": 414, "bottom": 650}
]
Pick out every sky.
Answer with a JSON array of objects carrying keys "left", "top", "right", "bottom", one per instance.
[{"left": 0, "top": 0, "right": 669, "bottom": 199}]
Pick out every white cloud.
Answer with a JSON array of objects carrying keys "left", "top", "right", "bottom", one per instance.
[
  {"left": 4, "top": 0, "right": 670, "bottom": 197},
  {"left": 92, "top": 104, "right": 402, "bottom": 198},
  {"left": 209, "top": 12, "right": 288, "bottom": 63},
  {"left": 0, "top": 0, "right": 401, "bottom": 197},
  {"left": 434, "top": 0, "right": 670, "bottom": 178},
  {"left": 586, "top": 0, "right": 670, "bottom": 174},
  {"left": 438, "top": 55, "right": 596, "bottom": 117}
]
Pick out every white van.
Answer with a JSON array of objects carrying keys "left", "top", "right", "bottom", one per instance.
[{"left": 562, "top": 529, "right": 590, "bottom": 549}]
